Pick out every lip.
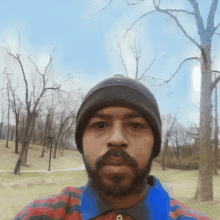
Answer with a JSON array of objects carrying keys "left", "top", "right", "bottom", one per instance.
[{"left": 104, "top": 157, "right": 128, "bottom": 166}]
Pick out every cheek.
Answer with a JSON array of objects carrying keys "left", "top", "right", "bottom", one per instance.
[
  {"left": 130, "top": 137, "right": 154, "bottom": 167},
  {"left": 83, "top": 148, "right": 92, "bottom": 167},
  {"left": 82, "top": 134, "right": 95, "bottom": 167},
  {"left": 83, "top": 132, "right": 107, "bottom": 168}
]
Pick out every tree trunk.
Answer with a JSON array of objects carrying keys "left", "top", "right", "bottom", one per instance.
[
  {"left": 196, "top": 44, "right": 213, "bottom": 201},
  {"left": 162, "top": 139, "right": 168, "bottom": 170},
  {"left": 0, "top": 122, "right": 3, "bottom": 139},
  {"left": 15, "top": 115, "right": 19, "bottom": 154},
  {"left": 5, "top": 85, "right": 10, "bottom": 148},
  {"left": 14, "top": 141, "right": 29, "bottom": 175},
  {"left": 22, "top": 145, "right": 29, "bottom": 166},
  {"left": 53, "top": 119, "right": 66, "bottom": 158},
  {"left": 213, "top": 73, "right": 219, "bottom": 175},
  {"left": 60, "top": 134, "right": 64, "bottom": 155},
  {"left": 32, "top": 128, "right": 36, "bottom": 144},
  {"left": 40, "top": 112, "right": 50, "bottom": 157},
  {"left": 14, "top": 112, "right": 35, "bottom": 174},
  {"left": 40, "top": 132, "right": 43, "bottom": 145},
  {"left": 53, "top": 138, "right": 59, "bottom": 159},
  {"left": 22, "top": 115, "right": 36, "bottom": 165}
]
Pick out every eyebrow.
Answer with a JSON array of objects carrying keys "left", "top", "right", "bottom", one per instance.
[{"left": 91, "top": 112, "right": 144, "bottom": 120}]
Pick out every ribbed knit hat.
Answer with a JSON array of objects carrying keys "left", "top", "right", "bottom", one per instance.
[{"left": 75, "top": 74, "right": 162, "bottom": 158}]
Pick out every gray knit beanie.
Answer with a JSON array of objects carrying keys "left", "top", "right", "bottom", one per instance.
[{"left": 75, "top": 74, "right": 162, "bottom": 158}]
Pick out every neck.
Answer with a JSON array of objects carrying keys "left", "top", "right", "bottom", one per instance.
[{"left": 100, "top": 185, "right": 149, "bottom": 210}]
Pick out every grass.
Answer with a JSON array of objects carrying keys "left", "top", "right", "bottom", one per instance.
[
  {"left": 1, "top": 140, "right": 220, "bottom": 219},
  {"left": 0, "top": 171, "right": 88, "bottom": 220},
  {"left": 0, "top": 140, "right": 84, "bottom": 171},
  {"left": 151, "top": 165, "right": 220, "bottom": 219}
]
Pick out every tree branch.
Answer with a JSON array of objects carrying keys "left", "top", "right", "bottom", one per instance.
[
  {"left": 187, "top": 0, "right": 205, "bottom": 36},
  {"left": 154, "top": 56, "right": 199, "bottom": 86},
  {"left": 166, "top": 9, "right": 194, "bottom": 15},
  {"left": 4, "top": 48, "right": 30, "bottom": 113},
  {"left": 123, "top": 10, "right": 157, "bottom": 40},
  {"left": 128, "top": 39, "right": 139, "bottom": 79},
  {"left": 138, "top": 48, "right": 158, "bottom": 81},
  {"left": 115, "top": 30, "right": 129, "bottom": 77},
  {"left": 153, "top": 0, "right": 201, "bottom": 49},
  {"left": 126, "top": 0, "right": 144, "bottom": 5},
  {"left": 210, "top": 70, "right": 220, "bottom": 91},
  {"left": 85, "top": 0, "right": 114, "bottom": 29},
  {"left": 215, "top": 22, "right": 220, "bottom": 31},
  {"left": 176, "top": 120, "right": 198, "bottom": 136},
  {"left": 45, "top": 85, "right": 61, "bottom": 91},
  {"left": 44, "top": 56, "right": 52, "bottom": 75},
  {"left": 206, "top": 0, "right": 219, "bottom": 31}
]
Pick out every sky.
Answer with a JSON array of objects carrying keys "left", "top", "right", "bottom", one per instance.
[{"left": 0, "top": 0, "right": 220, "bottom": 129}]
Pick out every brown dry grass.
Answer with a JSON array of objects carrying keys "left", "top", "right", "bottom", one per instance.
[
  {"left": 1, "top": 141, "right": 220, "bottom": 219},
  {"left": 0, "top": 140, "right": 84, "bottom": 171}
]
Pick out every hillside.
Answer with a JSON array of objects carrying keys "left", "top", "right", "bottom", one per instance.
[{"left": 0, "top": 140, "right": 84, "bottom": 171}]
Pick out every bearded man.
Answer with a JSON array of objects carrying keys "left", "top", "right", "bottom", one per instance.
[{"left": 14, "top": 74, "right": 211, "bottom": 220}]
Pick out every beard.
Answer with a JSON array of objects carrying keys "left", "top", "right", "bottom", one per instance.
[{"left": 82, "top": 148, "right": 153, "bottom": 200}]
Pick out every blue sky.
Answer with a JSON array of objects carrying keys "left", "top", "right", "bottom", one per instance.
[{"left": 0, "top": 0, "right": 220, "bottom": 129}]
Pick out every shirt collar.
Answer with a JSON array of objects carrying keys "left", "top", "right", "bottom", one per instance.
[{"left": 81, "top": 175, "right": 170, "bottom": 220}]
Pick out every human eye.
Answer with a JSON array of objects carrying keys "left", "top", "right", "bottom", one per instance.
[
  {"left": 128, "top": 122, "right": 144, "bottom": 130},
  {"left": 92, "top": 122, "right": 109, "bottom": 130}
]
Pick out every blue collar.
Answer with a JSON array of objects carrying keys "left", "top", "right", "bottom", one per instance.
[{"left": 81, "top": 175, "right": 171, "bottom": 220}]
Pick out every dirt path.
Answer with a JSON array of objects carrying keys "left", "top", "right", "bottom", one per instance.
[
  {"left": 0, "top": 165, "right": 86, "bottom": 173},
  {"left": 152, "top": 161, "right": 161, "bottom": 168},
  {"left": 0, "top": 162, "right": 162, "bottom": 173}
]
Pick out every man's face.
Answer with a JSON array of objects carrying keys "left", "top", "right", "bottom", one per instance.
[{"left": 82, "top": 106, "right": 154, "bottom": 199}]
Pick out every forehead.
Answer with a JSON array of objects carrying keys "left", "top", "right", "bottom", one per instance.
[{"left": 92, "top": 106, "right": 144, "bottom": 118}]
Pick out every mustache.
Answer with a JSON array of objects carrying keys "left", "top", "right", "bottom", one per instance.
[{"left": 96, "top": 148, "right": 138, "bottom": 169}]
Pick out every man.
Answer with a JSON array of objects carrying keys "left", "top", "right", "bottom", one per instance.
[{"left": 14, "top": 74, "right": 211, "bottom": 219}]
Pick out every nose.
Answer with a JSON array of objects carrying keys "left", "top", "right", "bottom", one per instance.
[{"left": 107, "top": 121, "right": 128, "bottom": 148}]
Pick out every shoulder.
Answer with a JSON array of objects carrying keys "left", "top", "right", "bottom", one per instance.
[
  {"left": 169, "top": 198, "right": 212, "bottom": 220},
  {"left": 149, "top": 176, "right": 211, "bottom": 219},
  {"left": 13, "top": 186, "right": 83, "bottom": 220}
]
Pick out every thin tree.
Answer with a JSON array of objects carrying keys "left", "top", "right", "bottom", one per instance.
[
  {"left": 213, "top": 71, "right": 219, "bottom": 175},
  {"left": 0, "top": 94, "right": 5, "bottom": 139},
  {"left": 40, "top": 111, "right": 50, "bottom": 157},
  {"left": 162, "top": 114, "right": 176, "bottom": 170},
  {"left": 6, "top": 72, "right": 21, "bottom": 154},
  {"left": 114, "top": 28, "right": 157, "bottom": 81},
  {"left": 53, "top": 111, "right": 74, "bottom": 158},
  {"left": 5, "top": 80, "right": 10, "bottom": 148}
]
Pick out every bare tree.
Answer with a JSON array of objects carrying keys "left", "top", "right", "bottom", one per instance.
[
  {"left": 0, "top": 93, "right": 5, "bottom": 139},
  {"left": 99, "top": 0, "right": 220, "bottom": 201},
  {"left": 172, "top": 126, "right": 181, "bottom": 164},
  {"left": 213, "top": 72, "right": 219, "bottom": 175},
  {"left": 53, "top": 110, "right": 75, "bottom": 158},
  {"left": 161, "top": 114, "right": 176, "bottom": 170},
  {"left": 114, "top": 28, "right": 157, "bottom": 81},
  {"left": 5, "top": 72, "right": 21, "bottom": 154},
  {"left": 2, "top": 37, "right": 64, "bottom": 175},
  {"left": 148, "top": 0, "right": 219, "bottom": 202},
  {"left": 40, "top": 109, "right": 51, "bottom": 157},
  {"left": 5, "top": 80, "right": 10, "bottom": 148}
]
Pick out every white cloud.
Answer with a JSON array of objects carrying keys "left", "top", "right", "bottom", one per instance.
[
  {"left": 191, "top": 65, "right": 201, "bottom": 105},
  {"left": 192, "top": 66, "right": 201, "bottom": 91},
  {"left": 186, "top": 110, "right": 200, "bottom": 126},
  {"left": 107, "top": 24, "right": 152, "bottom": 79},
  {"left": 37, "top": 52, "right": 51, "bottom": 72}
]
